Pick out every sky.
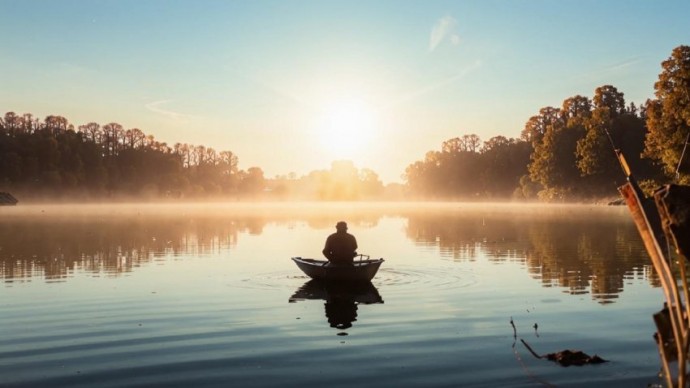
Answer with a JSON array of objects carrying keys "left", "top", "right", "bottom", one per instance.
[{"left": 1, "top": 0, "right": 689, "bottom": 184}]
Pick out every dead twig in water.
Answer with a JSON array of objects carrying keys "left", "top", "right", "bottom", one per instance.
[
  {"left": 510, "top": 318, "right": 557, "bottom": 387},
  {"left": 520, "top": 339, "right": 608, "bottom": 367}
]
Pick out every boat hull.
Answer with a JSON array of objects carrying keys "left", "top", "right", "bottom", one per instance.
[{"left": 291, "top": 257, "right": 384, "bottom": 282}]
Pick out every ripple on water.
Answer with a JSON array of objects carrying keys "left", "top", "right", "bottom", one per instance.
[
  {"left": 233, "top": 264, "right": 479, "bottom": 293},
  {"left": 374, "top": 265, "right": 479, "bottom": 291},
  {"left": 234, "top": 272, "right": 310, "bottom": 291}
]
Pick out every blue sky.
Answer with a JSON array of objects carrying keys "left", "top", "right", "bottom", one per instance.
[{"left": 1, "top": 0, "right": 689, "bottom": 183}]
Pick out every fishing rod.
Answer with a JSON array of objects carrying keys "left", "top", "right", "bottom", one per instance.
[{"left": 601, "top": 124, "right": 634, "bottom": 181}]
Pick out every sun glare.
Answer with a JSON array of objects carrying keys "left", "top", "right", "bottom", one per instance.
[{"left": 317, "top": 98, "right": 377, "bottom": 158}]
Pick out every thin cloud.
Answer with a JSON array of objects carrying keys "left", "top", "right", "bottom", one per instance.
[
  {"left": 223, "top": 63, "right": 315, "bottom": 112},
  {"left": 606, "top": 56, "right": 643, "bottom": 72},
  {"left": 385, "top": 60, "right": 483, "bottom": 109},
  {"left": 246, "top": 74, "right": 312, "bottom": 109},
  {"left": 430, "top": 15, "right": 461, "bottom": 52},
  {"left": 571, "top": 55, "right": 646, "bottom": 85},
  {"left": 145, "top": 100, "right": 196, "bottom": 121}
]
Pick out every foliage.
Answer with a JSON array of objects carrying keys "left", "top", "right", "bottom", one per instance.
[
  {"left": 404, "top": 134, "right": 532, "bottom": 200},
  {"left": 642, "top": 45, "right": 690, "bottom": 183},
  {"left": 0, "top": 113, "right": 388, "bottom": 201},
  {"left": 3, "top": 46, "right": 688, "bottom": 202},
  {"left": 404, "top": 83, "right": 661, "bottom": 201},
  {"left": 0, "top": 113, "right": 247, "bottom": 200},
  {"left": 404, "top": 46, "right": 690, "bottom": 202},
  {"left": 524, "top": 86, "right": 659, "bottom": 201}
]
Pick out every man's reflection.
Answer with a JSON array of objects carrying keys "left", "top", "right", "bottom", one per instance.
[{"left": 290, "top": 280, "right": 383, "bottom": 330}]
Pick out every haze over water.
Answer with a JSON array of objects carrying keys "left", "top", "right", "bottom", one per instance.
[{"left": 0, "top": 203, "right": 663, "bottom": 387}]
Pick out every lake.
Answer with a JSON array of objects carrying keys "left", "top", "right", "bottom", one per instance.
[{"left": 0, "top": 203, "right": 664, "bottom": 387}]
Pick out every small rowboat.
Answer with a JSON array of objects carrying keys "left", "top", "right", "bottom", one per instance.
[{"left": 291, "top": 256, "right": 384, "bottom": 282}]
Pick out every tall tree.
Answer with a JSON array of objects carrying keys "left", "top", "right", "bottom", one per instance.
[
  {"left": 480, "top": 136, "right": 532, "bottom": 198},
  {"left": 78, "top": 122, "right": 101, "bottom": 143},
  {"left": 575, "top": 86, "right": 624, "bottom": 181},
  {"left": 2, "top": 112, "right": 22, "bottom": 135},
  {"left": 525, "top": 104, "right": 588, "bottom": 200},
  {"left": 561, "top": 95, "right": 591, "bottom": 127},
  {"left": 642, "top": 45, "right": 690, "bottom": 183},
  {"left": 43, "top": 115, "right": 71, "bottom": 135},
  {"left": 521, "top": 106, "right": 561, "bottom": 145}
]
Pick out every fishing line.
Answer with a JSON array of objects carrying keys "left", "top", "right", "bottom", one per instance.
[
  {"left": 675, "top": 132, "right": 690, "bottom": 182},
  {"left": 602, "top": 124, "right": 632, "bottom": 178}
]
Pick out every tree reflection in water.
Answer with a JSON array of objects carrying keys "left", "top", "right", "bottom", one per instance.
[
  {"left": 289, "top": 280, "right": 383, "bottom": 331},
  {"left": 0, "top": 204, "right": 382, "bottom": 282},
  {"left": 0, "top": 215, "right": 246, "bottom": 281},
  {"left": 0, "top": 204, "right": 660, "bottom": 305},
  {"left": 404, "top": 206, "right": 658, "bottom": 303}
]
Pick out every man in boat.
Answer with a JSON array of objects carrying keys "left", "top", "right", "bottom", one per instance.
[{"left": 322, "top": 221, "right": 358, "bottom": 265}]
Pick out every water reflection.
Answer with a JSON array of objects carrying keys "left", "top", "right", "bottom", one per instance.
[
  {"left": 0, "top": 205, "right": 382, "bottom": 282},
  {"left": 405, "top": 206, "right": 658, "bottom": 303},
  {"left": 0, "top": 215, "right": 244, "bottom": 282},
  {"left": 289, "top": 280, "right": 384, "bottom": 330},
  {"left": 0, "top": 204, "right": 659, "bottom": 304}
]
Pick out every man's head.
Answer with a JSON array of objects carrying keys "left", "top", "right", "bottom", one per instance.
[{"left": 336, "top": 221, "right": 348, "bottom": 232}]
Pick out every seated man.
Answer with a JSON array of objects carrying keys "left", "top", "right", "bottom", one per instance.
[{"left": 322, "top": 221, "right": 358, "bottom": 265}]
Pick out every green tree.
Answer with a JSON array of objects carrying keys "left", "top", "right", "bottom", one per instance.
[
  {"left": 575, "top": 86, "right": 624, "bottom": 186},
  {"left": 526, "top": 104, "right": 586, "bottom": 200},
  {"left": 480, "top": 136, "right": 532, "bottom": 198},
  {"left": 642, "top": 45, "right": 690, "bottom": 183},
  {"left": 521, "top": 106, "right": 561, "bottom": 145}
]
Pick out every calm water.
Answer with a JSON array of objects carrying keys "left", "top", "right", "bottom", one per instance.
[{"left": 0, "top": 203, "right": 663, "bottom": 387}]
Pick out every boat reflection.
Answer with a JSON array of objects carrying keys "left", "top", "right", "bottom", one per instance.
[{"left": 289, "top": 280, "right": 384, "bottom": 330}]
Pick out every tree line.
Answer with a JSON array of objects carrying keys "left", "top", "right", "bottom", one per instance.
[
  {"left": 404, "top": 45, "right": 689, "bottom": 201},
  {"left": 0, "top": 114, "right": 386, "bottom": 201},
  {"left": 404, "top": 134, "right": 532, "bottom": 199},
  {"left": 0, "top": 114, "right": 255, "bottom": 200},
  {"left": 2, "top": 45, "right": 688, "bottom": 202}
]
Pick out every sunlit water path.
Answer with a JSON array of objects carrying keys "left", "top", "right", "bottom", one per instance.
[{"left": 0, "top": 203, "right": 663, "bottom": 387}]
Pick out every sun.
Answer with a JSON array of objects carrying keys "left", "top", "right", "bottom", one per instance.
[{"left": 317, "top": 98, "right": 377, "bottom": 159}]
